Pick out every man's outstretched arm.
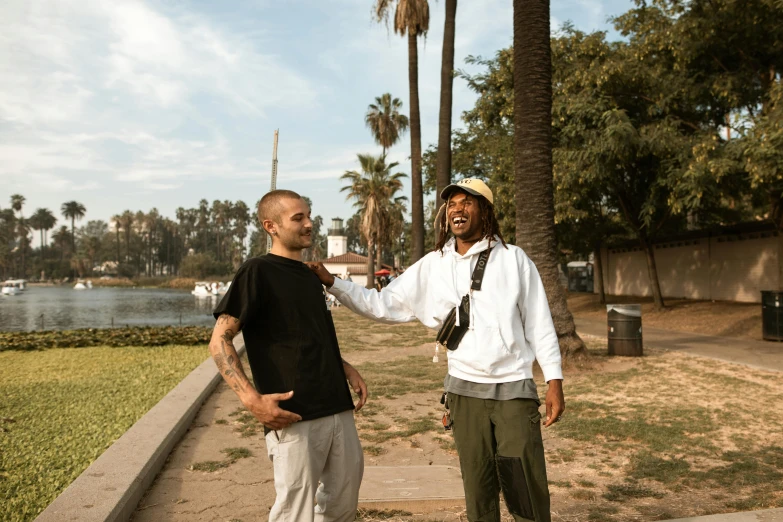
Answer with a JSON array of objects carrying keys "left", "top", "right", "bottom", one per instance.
[
  {"left": 306, "top": 262, "right": 419, "bottom": 325},
  {"left": 210, "top": 314, "right": 302, "bottom": 430}
]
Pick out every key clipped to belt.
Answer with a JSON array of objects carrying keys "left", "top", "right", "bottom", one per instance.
[{"left": 440, "top": 392, "right": 453, "bottom": 431}]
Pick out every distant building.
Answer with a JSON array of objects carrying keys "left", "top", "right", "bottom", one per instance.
[
  {"left": 320, "top": 218, "right": 391, "bottom": 288},
  {"left": 327, "top": 218, "right": 348, "bottom": 258}
]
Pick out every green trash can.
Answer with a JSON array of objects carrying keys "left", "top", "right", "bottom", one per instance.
[
  {"left": 607, "top": 304, "right": 643, "bottom": 356},
  {"left": 761, "top": 291, "right": 783, "bottom": 342}
]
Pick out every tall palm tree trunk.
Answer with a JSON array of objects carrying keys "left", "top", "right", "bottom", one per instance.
[
  {"left": 125, "top": 231, "right": 130, "bottom": 263},
  {"left": 40, "top": 230, "right": 45, "bottom": 261},
  {"left": 408, "top": 31, "right": 425, "bottom": 262},
  {"left": 436, "top": 0, "right": 457, "bottom": 207},
  {"left": 20, "top": 236, "right": 26, "bottom": 278},
  {"left": 513, "top": 0, "right": 585, "bottom": 359},
  {"left": 366, "top": 239, "right": 376, "bottom": 289}
]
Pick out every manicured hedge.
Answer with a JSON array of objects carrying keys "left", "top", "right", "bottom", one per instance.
[
  {"left": 0, "top": 326, "right": 214, "bottom": 352},
  {"left": 0, "top": 344, "right": 210, "bottom": 521}
]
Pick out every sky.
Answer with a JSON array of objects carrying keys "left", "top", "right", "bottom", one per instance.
[{"left": 0, "top": 0, "right": 633, "bottom": 231}]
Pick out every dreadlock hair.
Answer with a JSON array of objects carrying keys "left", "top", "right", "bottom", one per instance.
[{"left": 434, "top": 191, "right": 508, "bottom": 252}]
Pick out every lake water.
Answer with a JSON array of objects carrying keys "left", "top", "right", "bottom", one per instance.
[{"left": 0, "top": 286, "right": 221, "bottom": 331}]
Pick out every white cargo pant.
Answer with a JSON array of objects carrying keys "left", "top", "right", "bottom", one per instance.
[{"left": 265, "top": 410, "right": 364, "bottom": 522}]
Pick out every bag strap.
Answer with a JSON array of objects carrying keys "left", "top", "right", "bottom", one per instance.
[{"left": 470, "top": 247, "right": 491, "bottom": 291}]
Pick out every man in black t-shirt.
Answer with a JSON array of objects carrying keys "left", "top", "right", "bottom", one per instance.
[{"left": 210, "top": 189, "right": 367, "bottom": 522}]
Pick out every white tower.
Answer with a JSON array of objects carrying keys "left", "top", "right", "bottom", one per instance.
[{"left": 327, "top": 218, "right": 347, "bottom": 258}]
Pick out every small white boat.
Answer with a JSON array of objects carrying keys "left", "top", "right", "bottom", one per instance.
[
  {"left": 74, "top": 280, "right": 93, "bottom": 290},
  {"left": 192, "top": 281, "right": 217, "bottom": 297},
  {"left": 193, "top": 281, "right": 230, "bottom": 297},
  {"left": 1, "top": 280, "right": 24, "bottom": 296}
]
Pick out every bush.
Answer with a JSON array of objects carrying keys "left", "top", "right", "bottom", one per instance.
[
  {"left": 90, "top": 277, "right": 134, "bottom": 287},
  {"left": 0, "top": 326, "right": 214, "bottom": 352},
  {"left": 162, "top": 277, "right": 198, "bottom": 290}
]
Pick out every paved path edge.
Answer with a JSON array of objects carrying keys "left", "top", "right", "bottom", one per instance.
[
  {"left": 35, "top": 339, "right": 243, "bottom": 522},
  {"left": 662, "top": 508, "right": 783, "bottom": 521}
]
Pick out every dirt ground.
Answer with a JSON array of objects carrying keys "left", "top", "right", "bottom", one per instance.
[
  {"left": 134, "top": 306, "right": 783, "bottom": 522},
  {"left": 567, "top": 292, "right": 763, "bottom": 341}
]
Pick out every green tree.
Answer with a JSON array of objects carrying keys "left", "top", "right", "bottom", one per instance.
[
  {"left": 118, "top": 211, "right": 134, "bottom": 264},
  {"left": 365, "top": 93, "right": 409, "bottom": 156},
  {"left": 52, "top": 225, "right": 70, "bottom": 265},
  {"left": 231, "top": 200, "right": 252, "bottom": 268},
  {"left": 341, "top": 153, "right": 408, "bottom": 288},
  {"left": 374, "top": 0, "right": 429, "bottom": 263}
]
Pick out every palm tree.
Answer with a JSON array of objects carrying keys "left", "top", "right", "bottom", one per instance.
[
  {"left": 41, "top": 209, "right": 57, "bottom": 260},
  {"left": 119, "top": 211, "right": 134, "bottom": 263},
  {"left": 144, "top": 209, "right": 160, "bottom": 275},
  {"left": 10, "top": 194, "right": 25, "bottom": 218},
  {"left": 231, "top": 200, "right": 251, "bottom": 267},
  {"left": 29, "top": 208, "right": 55, "bottom": 261},
  {"left": 374, "top": 0, "right": 429, "bottom": 264},
  {"left": 513, "top": 0, "right": 584, "bottom": 358},
  {"left": 10, "top": 195, "right": 26, "bottom": 277},
  {"left": 52, "top": 226, "right": 70, "bottom": 263},
  {"left": 197, "top": 199, "right": 210, "bottom": 254},
  {"left": 61, "top": 201, "right": 86, "bottom": 254},
  {"left": 341, "top": 153, "right": 408, "bottom": 288},
  {"left": 435, "top": 0, "right": 457, "bottom": 206},
  {"left": 15, "top": 218, "right": 29, "bottom": 277},
  {"left": 28, "top": 211, "right": 44, "bottom": 257},
  {"left": 365, "top": 93, "right": 410, "bottom": 156},
  {"left": 112, "top": 214, "right": 122, "bottom": 263}
]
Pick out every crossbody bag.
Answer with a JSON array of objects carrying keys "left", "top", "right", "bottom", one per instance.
[{"left": 434, "top": 247, "right": 491, "bottom": 352}]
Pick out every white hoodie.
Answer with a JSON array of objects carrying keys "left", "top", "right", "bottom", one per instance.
[{"left": 329, "top": 236, "right": 563, "bottom": 384}]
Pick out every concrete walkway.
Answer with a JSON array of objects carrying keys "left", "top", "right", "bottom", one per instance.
[
  {"left": 127, "top": 318, "right": 781, "bottom": 521},
  {"left": 662, "top": 508, "right": 783, "bottom": 521},
  {"left": 575, "top": 317, "right": 783, "bottom": 372}
]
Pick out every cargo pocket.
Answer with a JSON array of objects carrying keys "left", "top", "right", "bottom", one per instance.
[
  {"left": 496, "top": 455, "right": 535, "bottom": 521},
  {"left": 530, "top": 411, "right": 543, "bottom": 445}
]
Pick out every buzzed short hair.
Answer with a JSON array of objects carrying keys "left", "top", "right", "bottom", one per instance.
[{"left": 257, "top": 189, "right": 303, "bottom": 225}]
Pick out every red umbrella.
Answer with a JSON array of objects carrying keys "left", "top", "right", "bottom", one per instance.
[{"left": 374, "top": 269, "right": 391, "bottom": 276}]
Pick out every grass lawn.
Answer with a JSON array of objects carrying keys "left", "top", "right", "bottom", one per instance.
[
  {"left": 323, "top": 308, "right": 783, "bottom": 521},
  {"left": 0, "top": 344, "right": 210, "bottom": 522}
]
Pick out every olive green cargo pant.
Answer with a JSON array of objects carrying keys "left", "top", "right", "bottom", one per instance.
[{"left": 449, "top": 394, "right": 550, "bottom": 522}]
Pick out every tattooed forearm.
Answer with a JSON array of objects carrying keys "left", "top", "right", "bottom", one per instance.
[{"left": 210, "top": 315, "right": 251, "bottom": 396}]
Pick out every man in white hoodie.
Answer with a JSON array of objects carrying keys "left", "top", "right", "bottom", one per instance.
[{"left": 309, "top": 178, "right": 564, "bottom": 522}]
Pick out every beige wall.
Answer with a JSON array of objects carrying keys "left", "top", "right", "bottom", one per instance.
[{"left": 599, "top": 231, "right": 780, "bottom": 303}]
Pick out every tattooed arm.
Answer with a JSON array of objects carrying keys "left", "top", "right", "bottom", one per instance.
[{"left": 210, "top": 314, "right": 302, "bottom": 429}]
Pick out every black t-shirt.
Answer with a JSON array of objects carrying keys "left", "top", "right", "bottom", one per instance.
[{"left": 213, "top": 254, "right": 354, "bottom": 421}]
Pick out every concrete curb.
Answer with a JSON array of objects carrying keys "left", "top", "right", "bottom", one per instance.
[
  {"left": 35, "top": 336, "right": 244, "bottom": 522},
  {"left": 662, "top": 508, "right": 783, "bottom": 521}
]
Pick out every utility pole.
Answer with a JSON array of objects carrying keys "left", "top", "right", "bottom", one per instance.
[{"left": 267, "top": 129, "right": 279, "bottom": 252}]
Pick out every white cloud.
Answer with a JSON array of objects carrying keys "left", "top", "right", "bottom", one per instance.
[{"left": 0, "top": 0, "right": 318, "bottom": 205}]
